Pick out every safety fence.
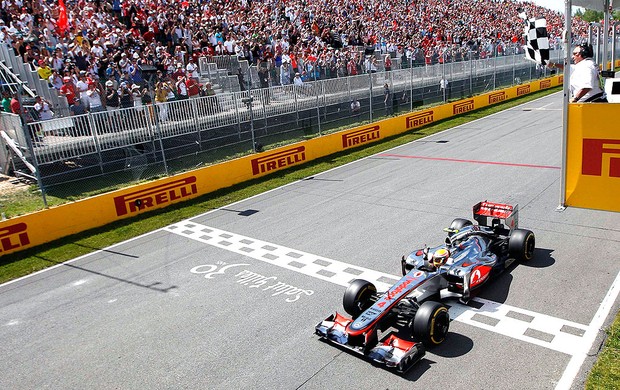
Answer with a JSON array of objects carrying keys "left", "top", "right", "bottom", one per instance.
[{"left": 1, "top": 51, "right": 560, "bottom": 209}]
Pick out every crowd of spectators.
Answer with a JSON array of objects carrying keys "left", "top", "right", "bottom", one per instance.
[{"left": 0, "top": 0, "right": 591, "bottom": 119}]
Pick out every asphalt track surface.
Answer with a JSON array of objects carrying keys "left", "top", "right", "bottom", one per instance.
[{"left": 2, "top": 92, "right": 619, "bottom": 389}]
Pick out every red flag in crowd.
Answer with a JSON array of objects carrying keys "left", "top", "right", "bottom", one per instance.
[{"left": 57, "top": 0, "right": 68, "bottom": 33}]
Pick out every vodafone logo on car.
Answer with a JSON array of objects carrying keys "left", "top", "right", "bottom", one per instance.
[{"left": 470, "top": 266, "right": 491, "bottom": 288}]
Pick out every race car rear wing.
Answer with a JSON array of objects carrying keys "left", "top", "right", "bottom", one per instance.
[{"left": 472, "top": 201, "right": 519, "bottom": 230}]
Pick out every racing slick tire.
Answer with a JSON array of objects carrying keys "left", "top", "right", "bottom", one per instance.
[
  {"left": 449, "top": 218, "right": 473, "bottom": 234},
  {"left": 411, "top": 301, "right": 450, "bottom": 347},
  {"left": 509, "top": 229, "right": 536, "bottom": 262},
  {"left": 343, "top": 279, "right": 377, "bottom": 318}
]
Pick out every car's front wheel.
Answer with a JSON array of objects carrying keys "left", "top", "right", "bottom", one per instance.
[
  {"left": 342, "top": 279, "right": 377, "bottom": 317},
  {"left": 411, "top": 301, "right": 450, "bottom": 347}
]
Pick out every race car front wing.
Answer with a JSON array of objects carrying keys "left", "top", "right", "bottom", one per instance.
[{"left": 315, "top": 312, "right": 425, "bottom": 373}]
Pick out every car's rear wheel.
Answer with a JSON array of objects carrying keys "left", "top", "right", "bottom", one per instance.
[
  {"left": 342, "top": 279, "right": 376, "bottom": 317},
  {"left": 411, "top": 301, "right": 450, "bottom": 347},
  {"left": 509, "top": 229, "right": 535, "bottom": 261}
]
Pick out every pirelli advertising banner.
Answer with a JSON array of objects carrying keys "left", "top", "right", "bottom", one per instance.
[
  {"left": 565, "top": 104, "right": 620, "bottom": 212},
  {"left": 0, "top": 76, "right": 561, "bottom": 256}
]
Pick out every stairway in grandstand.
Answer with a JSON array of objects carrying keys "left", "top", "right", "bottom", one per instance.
[{"left": 0, "top": 43, "right": 69, "bottom": 114}]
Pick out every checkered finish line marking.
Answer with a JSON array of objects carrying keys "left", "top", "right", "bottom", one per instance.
[{"left": 166, "top": 221, "right": 589, "bottom": 356}]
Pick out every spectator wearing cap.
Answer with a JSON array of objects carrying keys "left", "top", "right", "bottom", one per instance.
[
  {"left": 69, "top": 98, "right": 90, "bottom": 136},
  {"left": 59, "top": 76, "right": 77, "bottom": 106},
  {"left": 85, "top": 82, "right": 105, "bottom": 115},
  {"left": 131, "top": 84, "right": 145, "bottom": 109},
  {"left": 104, "top": 80, "right": 120, "bottom": 112},
  {"left": 37, "top": 60, "right": 53, "bottom": 81},
  {"left": 119, "top": 82, "right": 133, "bottom": 109},
  {"left": 70, "top": 98, "right": 87, "bottom": 117},
  {"left": 280, "top": 58, "right": 291, "bottom": 85},
  {"left": 119, "top": 70, "right": 132, "bottom": 87},
  {"left": 105, "top": 63, "right": 121, "bottom": 87},
  {"left": 128, "top": 56, "right": 143, "bottom": 84},
  {"left": 76, "top": 71, "right": 90, "bottom": 107},
  {"left": 118, "top": 54, "right": 130, "bottom": 74},
  {"left": 171, "top": 62, "right": 185, "bottom": 81},
  {"left": 186, "top": 74, "right": 200, "bottom": 98}
]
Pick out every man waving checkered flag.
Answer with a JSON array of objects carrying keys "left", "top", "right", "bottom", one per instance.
[
  {"left": 523, "top": 16, "right": 550, "bottom": 66},
  {"left": 518, "top": 8, "right": 549, "bottom": 66}
]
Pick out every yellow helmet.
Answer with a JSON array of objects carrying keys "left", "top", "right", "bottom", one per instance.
[{"left": 432, "top": 248, "right": 450, "bottom": 267}]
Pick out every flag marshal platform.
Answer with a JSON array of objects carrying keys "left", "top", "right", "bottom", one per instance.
[{"left": 565, "top": 103, "right": 620, "bottom": 212}]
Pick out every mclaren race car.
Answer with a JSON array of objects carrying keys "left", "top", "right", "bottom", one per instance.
[{"left": 315, "top": 201, "right": 535, "bottom": 373}]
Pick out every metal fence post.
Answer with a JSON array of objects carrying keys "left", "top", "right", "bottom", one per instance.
[
  {"left": 247, "top": 95, "right": 257, "bottom": 152},
  {"left": 493, "top": 46, "right": 497, "bottom": 89},
  {"left": 86, "top": 112, "right": 104, "bottom": 175},
  {"left": 347, "top": 77, "right": 352, "bottom": 106},
  {"left": 469, "top": 50, "right": 473, "bottom": 96},
  {"left": 512, "top": 44, "right": 516, "bottom": 85},
  {"left": 153, "top": 108, "right": 169, "bottom": 176},
  {"left": 369, "top": 71, "right": 373, "bottom": 122},
  {"left": 313, "top": 82, "right": 321, "bottom": 135},
  {"left": 20, "top": 121, "right": 47, "bottom": 208},
  {"left": 294, "top": 86, "right": 299, "bottom": 126},
  {"left": 409, "top": 55, "right": 413, "bottom": 111},
  {"left": 233, "top": 91, "right": 242, "bottom": 140},
  {"left": 190, "top": 97, "right": 202, "bottom": 150},
  {"left": 442, "top": 52, "right": 447, "bottom": 102}
]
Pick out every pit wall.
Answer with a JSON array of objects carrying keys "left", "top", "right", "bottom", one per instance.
[{"left": 0, "top": 76, "right": 562, "bottom": 256}]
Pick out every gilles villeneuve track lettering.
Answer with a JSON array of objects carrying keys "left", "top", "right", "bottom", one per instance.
[{"left": 190, "top": 262, "right": 314, "bottom": 303}]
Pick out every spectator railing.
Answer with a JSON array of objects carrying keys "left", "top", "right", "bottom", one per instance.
[{"left": 4, "top": 51, "right": 557, "bottom": 204}]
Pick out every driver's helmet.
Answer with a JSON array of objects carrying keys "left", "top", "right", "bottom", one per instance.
[{"left": 432, "top": 248, "right": 450, "bottom": 267}]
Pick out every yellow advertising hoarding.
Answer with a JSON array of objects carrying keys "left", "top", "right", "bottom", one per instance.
[
  {"left": 565, "top": 104, "right": 620, "bottom": 212},
  {"left": 0, "top": 76, "right": 561, "bottom": 256}
]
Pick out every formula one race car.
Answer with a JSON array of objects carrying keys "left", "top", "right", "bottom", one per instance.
[{"left": 315, "top": 201, "right": 535, "bottom": 373}]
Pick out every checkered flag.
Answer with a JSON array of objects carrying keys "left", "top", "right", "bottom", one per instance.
[{"left": 524, "top": 18, "right": 550, "bottom": 65}]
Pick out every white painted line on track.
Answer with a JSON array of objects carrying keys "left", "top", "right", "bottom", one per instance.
[
  {"left": 554, "top": 270, "right": 620, "bottom": 390},
  {"left": 165, "top": 220, "right": 591, "bottom": 357}
]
